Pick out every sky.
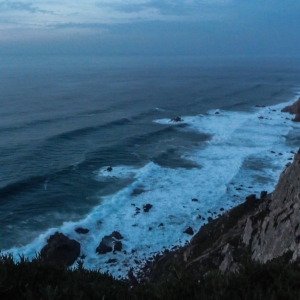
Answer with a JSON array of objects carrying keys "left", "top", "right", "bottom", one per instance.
[{"left": 0, "top": 0, "right": 300, "bottom": 56}]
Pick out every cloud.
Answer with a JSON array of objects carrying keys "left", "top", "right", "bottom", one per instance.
[{"left": 0, "top": 1, "right": 51, "bottom": 14}]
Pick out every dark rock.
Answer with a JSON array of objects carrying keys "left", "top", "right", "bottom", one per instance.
[
  {"left": 40, "top": 232, "right": 80, "bottom": 266},
  {"left": 110, "top": 231, "right": 124, "bottom": 240},
  {"left": 215, "top": 111, "right": 220, "bottom": 115},
  {"left": 245, "top": 194, "right": 256, "bottom": 202},
  {"left": 260, "top": 191, "right": 268, "bottom": 199},
  {"left": 143, "top": 204, "right": 153, "bottom": 212},
  {"left": 192, "top": 198, "right": 199, "bottom": 202},
  {"left": 171, "top": 116, "right": 183, "bottom": 122},
  {"left": 107, "top": 166, "right": 113, "bottom": 172},
  {"left": 128, "top": 268, "right": 139, "bottom": 287},
  {"left": 106, "top": 258, "right": 118, "bottom": 264},
  {"left": 220, "top": 208, "right": 224, "bottom": 211},
  {"left": 281, "top": 97, "right": 300, "bottom": 114},
  {"left": 183, "top": 227, "right": 194, "bottom": 235},
  {"left": 114, "top": 241, "right": 123, "bottom": 252},
  {"left": 158, "top": 223, "right": 164, "bottom": 227},
  {"left": 96, "top": 236, "right": 113, "bottom": 254},
  {"left": 75, "top": 227, "right": 89, "bottom": 234}
]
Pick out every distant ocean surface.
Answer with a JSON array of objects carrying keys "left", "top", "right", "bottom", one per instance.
[{"left": 1, "top": 55, "right": 300, "bottom": 277}]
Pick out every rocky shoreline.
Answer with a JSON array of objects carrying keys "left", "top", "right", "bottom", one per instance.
[{"left": 39, "top": 98, "right": 300, "bottom": 282}]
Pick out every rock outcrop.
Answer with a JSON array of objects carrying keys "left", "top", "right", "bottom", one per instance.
[
  {"left": 281, "top": 97, "right": 300, "bottom": 121},
  {"left": 40, "top": 232, "right": 80, "bottom": 266},
  {"left": 96, "top": 231, "right": 124, "bottom": 254},
  {"left": 140, "top": 149, "right": 300, "bottom": 282}
]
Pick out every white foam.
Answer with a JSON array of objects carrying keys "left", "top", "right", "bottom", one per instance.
[
  {"left": 95, "top": 166, "right": 138, "bottom": 181},
  {"left": 4, "top": 97, "right": 300, "bottom": 279}
]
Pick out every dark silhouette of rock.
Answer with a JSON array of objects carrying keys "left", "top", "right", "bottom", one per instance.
[
  {"left": 183, "top": 227, "right": 194, "bottom": 235},
  {"left": 245, "top": 194, "right": 256, "bottom": 202},
  {"left": 143, "top": 204, "right": 153, "bottom": 212},
  {"left": 114, "top": 241, "right": 122, "bottom": 252},
  {"left": 171, "top": 116, "right": 183, "bottom": 122},
  {"left": 96, "top": 231, "right": 124, "bottom": 254},
  {"left": 75, "top": 228, "right": 89, "bottom": 234},
  {"left": 215, "top": 111, "right": 220, "bottom": 115},
  {"left": 260, "top": 191, "right": 268, "bottom": 199},
  {"left": 192, "top": 198, "right": 198, "bottom": 202},
  {"left": 107, "top": 166, "right": 113, "bottom": 172},
  {"left": 96, "top": 236, "right": 113, "bottom": 254},
  {"left": 281, "top": 97, "right": 300, "bottom": 122},
  {"left": 40, "top": 232, "right": 80, "bottom": 266},
  {"left": 110, "top": 231, "right": 124, "bottom": 240},
  {"left": 158, "top": 223, "right": 164, "bottom": 227},
  {"left": 106, "top": 258, "right": 118, "bottom": 264}
]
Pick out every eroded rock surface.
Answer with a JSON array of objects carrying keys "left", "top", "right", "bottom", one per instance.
[{"left": 40, "top": 232, "right": 80, "bottom": 266}]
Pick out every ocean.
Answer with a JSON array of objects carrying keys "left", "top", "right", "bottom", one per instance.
[{"left": 0, "top": 55, "right": 300, "bottom": 278}]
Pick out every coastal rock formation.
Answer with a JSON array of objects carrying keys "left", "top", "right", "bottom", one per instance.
[
  {"left": 171, "top": 116, "right": 183, "bottom": 122},
  {"left": 96, "top": 231, "right": 124, "bottom": 254},
  {"left": 281, "top": 97, "right": 300, "bottom": 121},
  {"left": 140, "top": 149, "right": 300, "bottom": 281},
  {"left": 245, "top": 149, "right": 300, "bottom": 263},
  {"left": 40, "top": 232, "right": 80, "bottom": 266}
]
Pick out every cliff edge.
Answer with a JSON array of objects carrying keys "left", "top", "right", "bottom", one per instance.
[{"left": 141, "top": 149, "right": 300, "bottom": 282}]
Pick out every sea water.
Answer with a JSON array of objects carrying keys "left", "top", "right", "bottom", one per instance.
[{"left": 0, "top": 55, "right": 300, "bottom": 278}]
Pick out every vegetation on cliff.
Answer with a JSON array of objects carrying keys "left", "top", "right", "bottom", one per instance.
[{"left": 1, "top": 252, "right": 300, "bottom": 299}]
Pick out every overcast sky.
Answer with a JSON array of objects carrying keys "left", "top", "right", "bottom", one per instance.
[{"left": 1, "top": 0, "right": 300, "bottom": 56}]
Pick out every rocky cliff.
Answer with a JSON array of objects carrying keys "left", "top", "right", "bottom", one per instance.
[{"left": 141, "top": 149, "right": 300, "bottom": 282}]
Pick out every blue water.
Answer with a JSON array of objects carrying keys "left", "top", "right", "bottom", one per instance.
[{"left": 0, "top": 55, "right": 300, "bottom": 277}]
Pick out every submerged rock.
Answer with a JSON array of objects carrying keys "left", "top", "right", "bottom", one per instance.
[
  {"left": 75, "top": 227, "right": 89, "bottom": 234},
  {"left": 40, "top": 232, "right": 80, "bottom": 266},
  {"left": 171, "top": 116, "right": 183, "bottom": 122}
]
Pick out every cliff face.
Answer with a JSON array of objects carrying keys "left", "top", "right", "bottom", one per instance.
[
  {"left": 141, "top": 149, "right": 300, "bottom": 282},
  {"left": 247, "top": 150, "right": 300, "bottom": 263}
]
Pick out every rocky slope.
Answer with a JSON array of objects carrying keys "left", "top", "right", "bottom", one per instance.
[{"left": 140, "top": 149, "right": 300, "bottom": 282}]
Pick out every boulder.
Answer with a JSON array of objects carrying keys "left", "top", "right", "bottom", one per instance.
[
  {"left": 107, "top": 166, "right": 113, "bottom": 172},
  {"left": 75, "top": 228, "right": 89, "bottom": 234},
  {"left": 260, "top": 191, "right": 268, "bottom": 199},
  {"left": 96, "top": 236, "right": 114, "bottom": 254},
  {"left": 171, "top": 116, "right": 183, "bottom": 122},
  {"left": 40, "top": 232, "right": 80, "bottom": 266},
  {"left": 143, "top": 204, "right": 153, "bottom": 212},
  {"left": 96, "top": 231, "right": 124, "bottom": 254},
  {"left": 183, "top": 227, "right": 194, "bottom": 235},
  {"left": 110, "top": 231, "right": 124, "bottom": 240}
]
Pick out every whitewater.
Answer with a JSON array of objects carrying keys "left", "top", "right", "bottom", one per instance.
[{"left": 3, "top": 96, "right": 300, "bottom": 278}]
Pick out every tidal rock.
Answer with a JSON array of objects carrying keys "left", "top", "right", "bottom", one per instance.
[
  {"left": 40, "top": 232, "right": 80, "bottom": 266},
  {"left": 110, "top": 231, "right": 124, "bottom": 240},
  {"left": 260, "top": 191, "right": 268, "bottom": 199},
  {"left": 143, "top": 204, "right": 153, "bottom": 212},
  {"left": 192, "top": 198, "right": 199, "bottom": 202},
  {"left": 114, "top": 241, "right": 123, "bottom": 252},
  {"left": 107, "top": 166, "right": 113, "bottom": 172},
  {"left": 96, "top": 236, "right": 113, "bottom": 254},
  {"left": 75, "top": 228, "right": 89, "bottom": 234},
  {"left": 96, "top": 231, "right": 124, "bottom": 254},
  {"left": 171, "top": 116, "right": 183, "bottom": 122},
  {"left": 183, "top": 226, "right": 194, "bottom": 235}
]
